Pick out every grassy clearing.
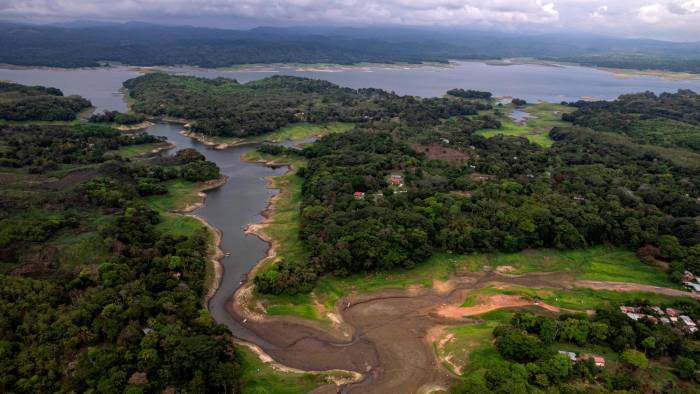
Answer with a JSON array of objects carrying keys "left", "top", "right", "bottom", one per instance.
[
  {"left": 145, "top": 179, "right": 202, "bottom": 212},
  {"left": 237, "top": 346, "right": 330, "bottom": 394},
  {"left": 193, "top": 122, "right": 355, "bottom": 147},
  {"left": 155, "top": 215, "right": 206, "bottom": 239},
  {"left": 254, "top": 122, "right": 354, "bottom": 142},
  {"left": 461, "top": 285, "right": 691, "bottom": 311},
  {"left": 109, "top": 142, "right": 171, "bottom": 158},
  {"left": 461, "top": 246, "right": 675, "bottom": 287},
  {"left": 476, "top": 102, "right": 574, "bottom": 147}
]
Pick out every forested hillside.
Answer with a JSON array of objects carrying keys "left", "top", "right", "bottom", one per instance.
[
  {"left": 0, "top": 88, "right": 239, "bottom": 392},
  {"left": 3, "top": 22, "right": 700, "bottom": 73},
  {"left": 125, "top": 73, "right": 487, "bottom": 138}
]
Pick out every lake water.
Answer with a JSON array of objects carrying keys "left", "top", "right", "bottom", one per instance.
[{"left": 3, "top": 61, "right": 700, "bottom": 112}]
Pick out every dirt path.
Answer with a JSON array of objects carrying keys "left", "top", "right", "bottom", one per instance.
[
  {"left": 436, "top": 294, "right": 561, "bottom": 318},
  {"left": 575, "top": 280, "right": 700, "bottom": 299}
]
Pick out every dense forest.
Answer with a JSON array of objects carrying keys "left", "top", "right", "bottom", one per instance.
[
  {"left": 3, "top": 22, "right": 700, "bottom": 73},
  {"left": 0, "top": 82, "right": 91, "bottom": 121},
  {"left": 564, "top": 90, "right": 700, "bottom": 151},
  {"left": 0, "top": 89, "right": 240, "bottom": 392},
  {"left": 125, "top": 73, "right": 486, "bottom": 138},
  {"left": 253, "top": 87, "right": 700, "bottom": 295}
]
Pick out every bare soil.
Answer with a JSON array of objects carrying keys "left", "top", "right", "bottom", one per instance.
[
  {"left": 411, "top": 144, "right": 470, "bottom": 162},
  {"left": 225, "top": 270, "right": 700, "bottom": 393}
]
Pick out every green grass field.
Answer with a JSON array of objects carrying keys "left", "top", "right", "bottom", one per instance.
[
  {"left": 237, "top": 346, "right": 330, "bottom": 394},
  {"left": 462, "top": 285, "right": 691, "bottom": 311},
  {"left": 145, "top": 179, "right": 203, "bottom": 212},
  {"left": 193, "top": 122, "right": 355, "bottom": 147},
  {"left": 460, "top": 246, "right": 676, "bottom": 287},
  {"left": 476, "top": 102, "right": 575, "bottom": 147}
]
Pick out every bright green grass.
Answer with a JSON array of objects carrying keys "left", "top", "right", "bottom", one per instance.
[
  {"left": 476, "top": 102, "right": 575, "bottom": 147},
  {"left": 439, "top": 310, "right": 514, "bottom": 375},
  {"left": 264, "top": 293, "right": 320, "bottom": 321},
  {"left": 193, "top": 122, "right": 354, "bottom": 146},
  {"left": 255, "top": 122, "right": 354, "bottom": 142},
  {"left": 145, "top": 179, "right": 201, "bottom": 212},
  {"left": 237, "top": 346, "right": 329, "bottom": 394},
  {"left": 461, "top": 246, "right": 675, "bottom": 287},
  {"left": 155, "top": 215, "right": 206, "bottom": 238},
  {"left": 462, "top": 285, "right": 691, "bottom": 311}
]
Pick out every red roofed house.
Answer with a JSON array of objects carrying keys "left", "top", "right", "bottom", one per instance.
[
  {"left": 666, "top": 308, "right": 681, "bottom": 317},
  {"left": 353, "top": 191, "right": 365, "bottom": 200},
  {"left": 389, "top": 175, "right": 403, "bottom": 186},
  {"left": 593, "top": 356, "right": 605, "bottom": 367}
]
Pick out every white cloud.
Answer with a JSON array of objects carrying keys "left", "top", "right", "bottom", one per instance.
[{"left": 1, "top": 0, "right": 700, "bottom": 41}]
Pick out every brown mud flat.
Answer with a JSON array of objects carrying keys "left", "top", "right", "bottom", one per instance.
[
  {"left": 226, "top": 268, "right": 700, "bottom": 393},
  {"left": 228, "top": 271, "right": 579, "bottom": 393}
]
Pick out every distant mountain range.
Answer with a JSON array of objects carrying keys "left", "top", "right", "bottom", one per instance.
[{"left": 2, "top": 21, "right": 700, "bottom": 72}]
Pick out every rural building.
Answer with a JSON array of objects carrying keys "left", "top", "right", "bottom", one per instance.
[
  {"left": 592, "top": 356, "right": 606, "bottom": 367},
  {"left": 681, "top": 315, "right": 696, "bottom": 327},
  {"left": 666, "top": 308, "right": 681, "bottom": 317},
  {"left": 683, "top": 281, "right": 700, "bottom": 293},
  {"left": 389, "top": 175, "right": 403, "bottom": 186},
  {"left": 353, "top": 191, "right": 365, "bottom": 200},
  {"left": 684, "top": 270, "right": 695, "bottom": 281}
]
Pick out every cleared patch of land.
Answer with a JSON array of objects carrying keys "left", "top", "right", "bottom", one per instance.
[
  {"left": 475, "top": 102, "right": 575, "bottom": 147},
  {"left": 187, "top": 122, "right": 354, "bottom": 148}
]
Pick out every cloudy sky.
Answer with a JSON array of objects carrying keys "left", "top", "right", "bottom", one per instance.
[{"left": 2, "top": 0, "right": 700, "bottom": 41}]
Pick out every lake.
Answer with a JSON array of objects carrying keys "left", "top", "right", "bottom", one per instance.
[{"left": 3, "top": 61, "right": 700, "bottom": 112}]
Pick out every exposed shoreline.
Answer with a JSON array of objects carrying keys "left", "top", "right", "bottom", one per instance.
[
  {"left": 4, "top": 60, "right": 699, "bottom": 82},
  {"left": 169, "top": 175, "right": 228, "bottom": 306},
  {"left": 180, "top": 150, "right": 364, "bottom": 390}
]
